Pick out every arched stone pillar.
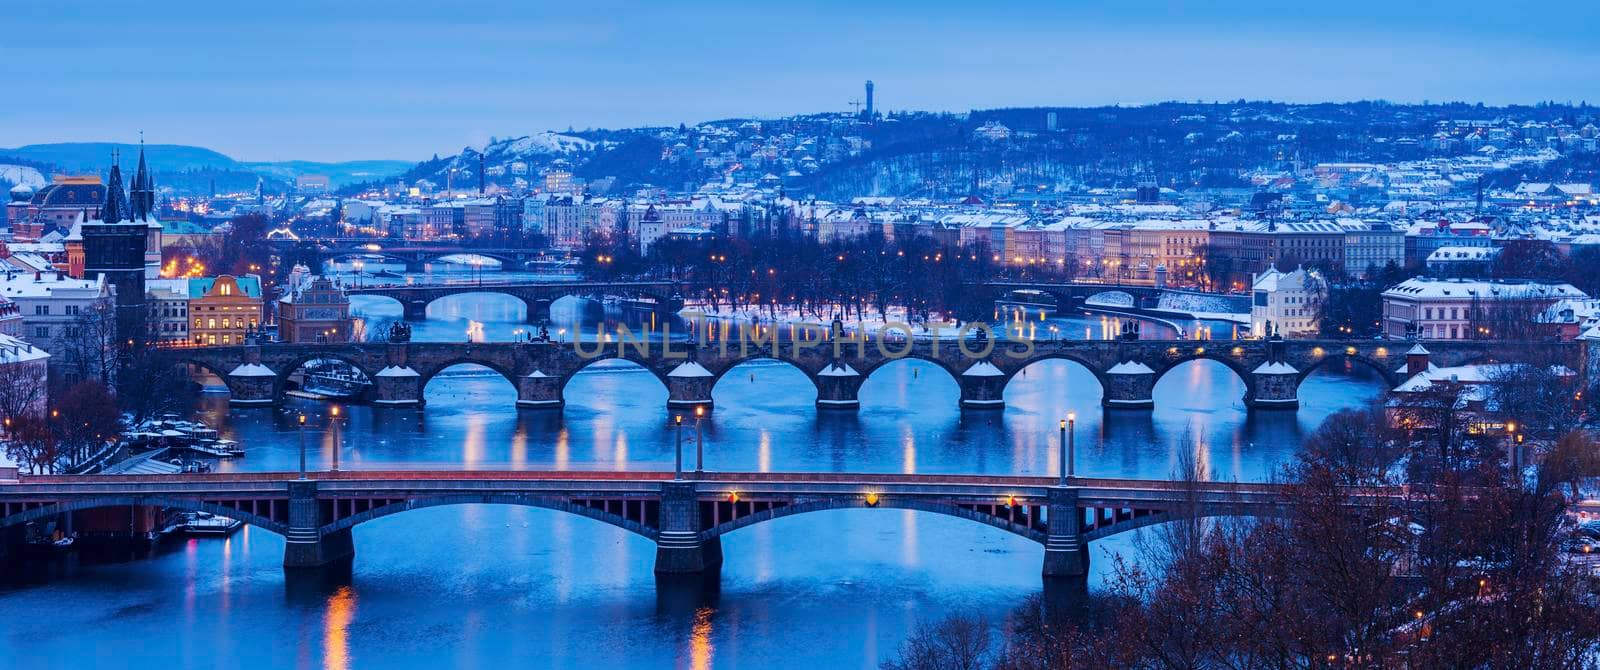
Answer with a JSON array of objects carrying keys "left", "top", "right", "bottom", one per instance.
[
  {"left": 959, "top": 361, "right": 1007, "bottom": 409},
  {"left": 1102, "top": 361, "right": 1155, "bottom": 409},
  {"left": 227, "top": 345, "right": 277, "bottom": 405},
  {"left": 1249, "top": 361, "right": 1299, "bottom": 409},
  {"left": 372, "top": 343, "right": 421, "bottom": 406},
  {"left": 524, "top": 297, "right": 553, "bottom": 324},
  {"left": 666, "top": 362, "right": 715, "bottom": 415},
  {"left": 517, "top": 370, "right": 563, "bottom": 408},
  {"left": 814, "top": 363, "right": 862, "bottom": 409},
  {"left": 403, "top": 299, "right": 429, "bottom": 321}
]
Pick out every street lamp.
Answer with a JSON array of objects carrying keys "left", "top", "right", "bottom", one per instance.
[
  {"left": 674, "top": 415, "right": 684, "bottom": 480},
  {"left": 297, "top": 413, "right": 307, "bottom": 480},
  {"left": 694, "top": 405, "right": 706, "bottom": 475},
  {"left": 330, "top": 405, "right": 341, "bottom": 472},
  {"left": 1058, "top": 412, "right": 1076, "bottom": 484}
]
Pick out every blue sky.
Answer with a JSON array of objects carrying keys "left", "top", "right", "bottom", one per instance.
[{"left": 4, "top": 1, "right": 1596, "bottom": 162}]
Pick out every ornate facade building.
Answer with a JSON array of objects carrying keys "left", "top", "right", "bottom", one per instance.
[{"left": 277, "top": 275, "right": 354, "bottom": 343}]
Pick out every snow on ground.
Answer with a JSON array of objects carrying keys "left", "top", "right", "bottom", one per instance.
[
  {"left": 0, "top": 165, "right": 47, "bottom": 189},
  {"left": 681, "top": 303, "right": 990, "bottom": 340},
  {"left": 1158, "top": 291, "right": 1249, "bottom": 315}
]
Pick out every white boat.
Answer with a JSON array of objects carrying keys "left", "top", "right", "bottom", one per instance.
[{"left": 178, "top": 512, "right": 243, "bottom": 537}]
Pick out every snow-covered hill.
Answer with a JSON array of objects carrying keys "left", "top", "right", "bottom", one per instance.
[{"left": 0, "top": 165, "right": 46, "bottom": 189}]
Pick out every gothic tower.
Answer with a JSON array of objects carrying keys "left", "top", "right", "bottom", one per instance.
[{"left": 82, "top": 151, "right": 149, "bottom": 347}]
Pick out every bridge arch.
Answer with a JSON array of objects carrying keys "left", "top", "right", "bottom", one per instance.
[
  {"left": 318, "top": 495, "right": 658, "bottom": 540},
  {"left": 709, "top": 357, "right": 820, "bottom": 400},
  {"left": 698, "top": 497, "right": 1049, "bottom": 544},
  {"left": 275, "top": 353, "right": 380, "bottom": 401},
  {"left": 558, "top": 355, "right": 670, "bottom": 405},
  {"left": 0, "top": 497, "right": 290, "bottom": 536},
  {"left": 1296, "top": 352, "right": 1399, "bottom": 389},
  {"left": 1150, "top": 353, "right": 1258, "bottom": 402},
  {"left": 417, "top": 357, "right": 522, "bottom": 395},
  {"left": 857, "top": 353, "right": 964, "bottom": 389},
  {"left": 1000, "top": 353, "right": 1110, "bottom": 399}
]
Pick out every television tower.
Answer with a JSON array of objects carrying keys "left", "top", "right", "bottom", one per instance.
[{"left": 864, "top": 80, "right": 875, "bottom": 118}]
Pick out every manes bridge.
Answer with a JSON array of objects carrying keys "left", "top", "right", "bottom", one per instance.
[
  {"left": 344, "top": 280, "right": 683, "bottom": 322},
  {"left": 154, "top": 333, "right": 1575, "bottom": 412},
  {"left": 0, "top": 470, "right": 1373, "bottom": 578}
]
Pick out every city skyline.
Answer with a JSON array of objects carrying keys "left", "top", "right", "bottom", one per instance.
[{"left": 7, "top": 0, "right": 1599, "bottom": 162}]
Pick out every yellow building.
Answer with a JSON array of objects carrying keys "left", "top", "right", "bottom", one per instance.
[{"left": 189, "top": 274, "right": 262, "bottom": 346}]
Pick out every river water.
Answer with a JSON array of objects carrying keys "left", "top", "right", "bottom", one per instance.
[{"left": 0, "top": 263, "right": 1386, "bottom": 669}]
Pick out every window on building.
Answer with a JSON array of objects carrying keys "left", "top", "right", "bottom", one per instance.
[
  {"left": 34, "top": 305, "right": 48, "bottom": 316},
  {"left": 34, "top": 326, "right": 49, "bottom": 338}
]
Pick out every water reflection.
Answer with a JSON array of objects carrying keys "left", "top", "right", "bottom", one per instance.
[{"left": 0, "top": 280, "right": 1395, "bottom": 670}]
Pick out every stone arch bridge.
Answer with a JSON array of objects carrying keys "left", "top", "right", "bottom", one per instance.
[
  {"left": 151, "top": 334, "right": 1575, "bottom": 412},
  {"left": 1, "top": 471, "right": 1390, "bottom": 578},
  {"left": 344, "top": 280, "right": 682, "bottom": 322}
]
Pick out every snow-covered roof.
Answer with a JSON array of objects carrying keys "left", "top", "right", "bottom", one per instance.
[
  {"left": 1106, "top": 361, "right": 1154, "bottom": 375},
  {"left": 667, "top": 362, "right": 713, "bottom": 378},
  {"left": 0, "top": 333, "right": 48, "bottom": 364},
  {"left": 376, "top": 366, "right": 419, "bottom": 378},
  {"left": 1252, "top": 361, "right": 1298, "bottom": 375},
  {"left": 228, "top": 363, "right": 275, "bottom": 377},
  {"left": 962, "top": 361, "right": 1004, "bottom": 377},
  {"left": 817, "top": 363, "right": 860, "bottom": 377}
]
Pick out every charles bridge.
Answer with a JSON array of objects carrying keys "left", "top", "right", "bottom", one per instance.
[
  {"left": 0, "top": 469, "right": 1389, "bottom": 578},
  {"left": 151, "top": 330, "right": 1577, "bottom": 412}
]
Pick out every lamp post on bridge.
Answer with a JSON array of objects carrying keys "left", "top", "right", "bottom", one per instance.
[
  {"left": 1058, "top": 412, "right": 1076, "bottom": 486},
  {"left": 674, "top": 415, "right": 684, "bottom": 480},
  {"left": 330, "top": 405, "right": 341, "bottom": 472},
  {"left": 694, "top": 405, "right": 706, "bottom": 476},
  {"left": 297, "top": 413, "right": 307, "bottom": 480}
]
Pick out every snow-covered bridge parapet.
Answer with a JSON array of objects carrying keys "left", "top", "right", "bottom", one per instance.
[{"left": 149, "top": 335, "right": 1579, "bottom": 414}]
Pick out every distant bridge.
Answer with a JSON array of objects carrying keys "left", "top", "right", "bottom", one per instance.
[
  {"left": 345, "top": 280, "right": 683, "bottom": 321},
  {"left": 0, "top": 470, "right": 1374, "bottom": 578},
  {"left": 150, "top": 334, "right": 1572, "bottom": 411}
]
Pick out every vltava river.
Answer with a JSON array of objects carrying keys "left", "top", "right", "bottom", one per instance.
[{"left": 0, "top": 264, "right": 1385, "bottom": 669}]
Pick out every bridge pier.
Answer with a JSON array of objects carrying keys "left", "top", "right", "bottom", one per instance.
[
  {"left": 1103, "top": 361, "right": 1155, "bottom": 409},
  {"left": 1042, "top": 487, "right": 1089, "bottom": 579},
  {"left": 283, "top": 481, "right": 355, "bottom": 570},
  {"left": 403, "top": 300, "right": 429, "bottom": 321},
  {"left": 403, "top": 259, "right": 426, "bottom": 273},
  {"left": 373, "top": 343, "right": 423, "bottom": 406},
  {"left": 959, "top": 362, "right": 1006, "bottom": 409},
  {"left": 524, "top": 298, "right": 553, "bottom": 324},
  {"left": 655, "top": 482, "right": 723, "bottom": 574},
  {"left": 1248, "top": 363, "right": 1300, "bottom": 409},
  {"left": 666, "top": 362, "right": 715, "bottom": 416},
  {"left": 227, "top": 345, "right": 278, "bottom": 406},
  {"left": 814, "top": 363, "right": 862, "bottom": 410},
  {"left": 517, "top": 370, "right": 563, "bottom": 408}
]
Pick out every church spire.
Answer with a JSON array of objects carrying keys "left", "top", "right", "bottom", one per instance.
[
  {"left": 102, "top": 150, "right": 130, "bottom": 223},
  {"left": 131, "top": 133, "right": 155, "bottom": 220}
]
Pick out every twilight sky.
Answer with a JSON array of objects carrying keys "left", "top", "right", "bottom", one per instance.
[{"left": 4, "top": 1, "right": 1597, "bottom": 162}]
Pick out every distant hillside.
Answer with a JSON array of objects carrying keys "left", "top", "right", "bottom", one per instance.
[{"left": 0, "top": 142, "right": 412, "bottom": 191}]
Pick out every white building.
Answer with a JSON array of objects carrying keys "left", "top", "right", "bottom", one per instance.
[
  {"left": 1381, "top": 278, "right": 1587, "bottom": 340},
  {"left": 1250, "top": 265, "right": 1327, "bottom": 337},
  {"left": 0, "top": 271, "right": 114, "bottom": 355}
]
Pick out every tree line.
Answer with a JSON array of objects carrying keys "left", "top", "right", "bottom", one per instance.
[{"left": 881, "top": 374, "right": 1600, "bottom": 669}]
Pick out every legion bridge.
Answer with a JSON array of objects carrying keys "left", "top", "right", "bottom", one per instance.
[
  {"left": 0, "top": 470, "right": 1350, "bottom": 578},
  {"left": 153, "top": 333, "right": 1576, "bottom": 412}
]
